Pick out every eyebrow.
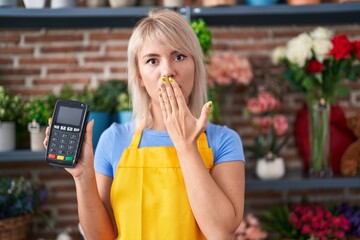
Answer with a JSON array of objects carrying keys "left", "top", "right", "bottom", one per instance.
[{"left": 141, "top": 51, "right": 181, "bottom": 59}]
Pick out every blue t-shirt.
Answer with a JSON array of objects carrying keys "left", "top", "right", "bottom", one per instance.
[{"left": 94, "top": 121, "right": 245, "bottom": 177}]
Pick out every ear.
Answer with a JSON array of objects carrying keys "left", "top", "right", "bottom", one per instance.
[{"left": 137, "top": 75, "right": 144, "bottom": 87}]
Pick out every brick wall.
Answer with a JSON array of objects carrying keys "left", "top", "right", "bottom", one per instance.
[{"left": 1, "top": 24, "right": 360, "bottom": 238}]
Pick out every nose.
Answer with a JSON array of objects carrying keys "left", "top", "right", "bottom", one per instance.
[{"left": 161, "top": 60, "right": 175, "bottom": 79}]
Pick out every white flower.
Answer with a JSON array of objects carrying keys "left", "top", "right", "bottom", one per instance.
[
  {"left": 286, "top": 33, "right": 313, "bottom": 67},
  {"left": 271, "top": 46, "right": 286, "bottom": 65},
  {"left": 310, "top": 27, "right": 333, "bottom": 40},
  {"left": 313, "top": 39, "right": 333, "bottom": 62}
]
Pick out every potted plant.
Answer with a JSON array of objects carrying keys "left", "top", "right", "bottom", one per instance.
[
  {"left": 100, "top": 80, "right": 132, "bottom": 124},
  {"left": 22, "top": 94, "right": 57, "bottom": 151},
  {"left": 0, "top": 86, "right": 22, "bottom": 152},
  {"left": 0, "top": 176, "right": 47, "bottom": 239},
  {"left": 244, "top": 91, "right": 289, "bottom": 180},
  {"left": 78, "top": 85, "right": 111, "bottom": 150},
  {"left": 116, "top": 91, "right": 132, "bottom": 124}
]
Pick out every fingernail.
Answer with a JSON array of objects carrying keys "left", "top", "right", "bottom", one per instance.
[
  {"left": 207, "top": 101, "right": 212, "bottom": 108},
  {"left": 162, "top": 76, "right": 167, "bottom": 83},
  {"left": 168, "top": 77, "right": 173, "bottom": 84},
  {"left": 48, "top": 118, "right": 52, "bottom": 124},
  {"left": 159, "top": 92, "right": 162, "bottom": 97}
]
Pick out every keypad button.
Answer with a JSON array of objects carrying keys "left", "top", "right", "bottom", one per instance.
[
  {"left": 53, "top": 131, "right": 60, "bottom": 136},
  {"left": 54, "top": 125, "right": 60, "bottom": 129},
  {"left": 58, "top": 150, "right": 66, "bottom": 155},
  {"left": 49, "top": 148, "right": 57, "bottom": 153},
  {"left": 52, "top": 137, "right": 58, "bottom": 142},
  {"left": 65, "top": 156, "right": 73, "bottom": 161},
  {"left": 50, "top": 143, "right": 57, "bottom": 148},
  {"left": 60, "top": 126, "right": 66, "bottom": 130},
  {"left": 70, "top": 134, "right": 78, "bottom": 139},
  {"left": 67, "top": 127, "right": 73, "bottom": 131},
  {"left": 59, "top": 144, "right": 65, "bottom": 149},
  {"left": 69, "top": 140, "right": 76, "bottom": 145},
  {"left": 74, "top": 128, "right": 80, "bottom": 132},
  {"left": 61, "top": 133, "right": 68, "bottom": 138},
  {"left": 57, "top": 155, "right": 65, "bottom": 160},
  {"left": 48, "top": 153, "right": 56, "bottom": 159},
  {"left": 60, "top": 139, "right": 68, "bottom": 144},
  {"left": 68, "top": 145, "right": 75, "bottom": 150},
  {"left": 67, "top": 151, "right": 75, "bottom": 156}
]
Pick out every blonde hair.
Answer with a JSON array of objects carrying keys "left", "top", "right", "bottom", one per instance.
[{"left": 127, "top": 9, "right": 208, "bottom": 128}]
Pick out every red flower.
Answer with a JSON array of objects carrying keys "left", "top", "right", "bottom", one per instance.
[
  {"left": 353, "top": 40, "right": 360, "bottom": 59},
  {"left": 306, "top": 60, "right": 323, "bottom": 73},
  {"left": 330, "top": 34, "right": 353, "bottom": 60}
]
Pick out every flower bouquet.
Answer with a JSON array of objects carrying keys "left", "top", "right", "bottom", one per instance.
[
  {"left": 272, "top": 27, "right": 360, "bottom": 177},
  {"left": 245, "top": 91, "right": 289, "bottom": 158},
  {"left": 244, "top": 91, "right": 289, "bottom": 179},
  {"left": 262, "top": 203, "right": 350, "bottom": 240},
  {"left": 207, "top": 52, "right": 253, "bottom": 123}
]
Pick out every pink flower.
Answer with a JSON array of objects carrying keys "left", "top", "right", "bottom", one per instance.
[
  {"left": 301, "top": 224, "right": 312, "bottom": 234},
  {"left": 252, "top": 117, "right": 272, "bottom": 134},
  {"left": 258, "top": 92, "right": 280, "bottom": 111},
  {"left": 247, "top": 98, "right": 266, "bottom": 114},
  {"left": 273, "top": 115, "right": 288, "bottom": 136},
  {"left": 207, "top": 52, "right": 253, "bottom": 86}
]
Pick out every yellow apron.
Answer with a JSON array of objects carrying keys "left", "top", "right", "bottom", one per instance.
[{"left": 110, "top": 126, "right": 214, "bottom": 240}]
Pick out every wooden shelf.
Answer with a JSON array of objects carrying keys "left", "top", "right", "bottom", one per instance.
[
  {"left": 1, "top": 151, "right": 359, "bottom": 190},
  {"left": 0, "top": 3, "right": 359, "bottom": 28}
]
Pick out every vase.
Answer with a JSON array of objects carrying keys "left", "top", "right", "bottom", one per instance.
[
  {"left": 28, "top": 121, "right": 46, "bottom": 152},
  {"left": 255, "top": 152, "right": 285, "bottom": 180},
  {"left": 88, "top": 111, "right": 111, "bottom": 150},
  {"left": 0, "top": 121, "right": 16, "bottom": 151},
  {"left": 308, "top": 99, "right": 332, "bottom": 177},
  {"left": 247, "top": 0, "right": 277, "bottom": 6},
  {"left": 163, "top": 0, "right": 184, "bottom": 6}
]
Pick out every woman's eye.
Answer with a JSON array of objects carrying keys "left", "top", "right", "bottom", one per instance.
[
  {"left": 175, "top": 54, "right": 186, "bottom": 61},
  {"left": 146, "top": 59, "right": 157, "bottom": 64}
]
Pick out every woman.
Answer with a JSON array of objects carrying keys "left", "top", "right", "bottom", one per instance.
[{"left": 44, "top": 9, "right": 245, "bottom": 240}]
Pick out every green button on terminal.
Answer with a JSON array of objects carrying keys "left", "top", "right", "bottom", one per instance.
[{"left": 65, "top": 156, "right": 73, "bottom": 161}]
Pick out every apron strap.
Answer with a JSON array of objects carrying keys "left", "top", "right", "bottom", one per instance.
[
  {"left": 197, "top": 132, "right": 209, "bottom": 149},
  {"left": 129, "top": 120, "right": 145, "bottom": 149}
]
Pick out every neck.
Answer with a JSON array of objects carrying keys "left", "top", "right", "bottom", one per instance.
[{"left": 149, "top": 102, "right": 166, "bottom": 131}]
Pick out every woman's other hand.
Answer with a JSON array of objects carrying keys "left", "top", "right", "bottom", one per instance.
[{"left": 158, "top": 77, "right": 212, "bottom": 147}]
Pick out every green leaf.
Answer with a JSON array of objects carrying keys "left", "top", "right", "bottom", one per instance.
[{"left": 337, "top": 85, "right": 351, "bottom": 97}]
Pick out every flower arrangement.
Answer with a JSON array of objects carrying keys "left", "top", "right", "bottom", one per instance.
[
  {"left": 272, "top": 27, "right": 360, "bottom": 104},
  {"left": 336, "top": 203, "right": 360, "bottom": 237},
  {"left": 233, "top": 213, "right": 268, "bottom": 240},
  {"left": 0, "top": 86, "right": 22, "bottom": 122},
  {"left": 21, "top": 94, "right": 57, "bottom": 126},
  {"left": 262, "top": 203, "right": 351, "bottom": 240},
  {"left": 245, "top": 91, "right": 289, "bottom": 159},
  {"left": 0, "top": 176, "right": 47, "bottom": 220},
  {"left": 207, "top": 52, "right": 253, "bottom": 123},
  {"left": 207, "top": 52, "right": 253, "bottom": 87}
]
